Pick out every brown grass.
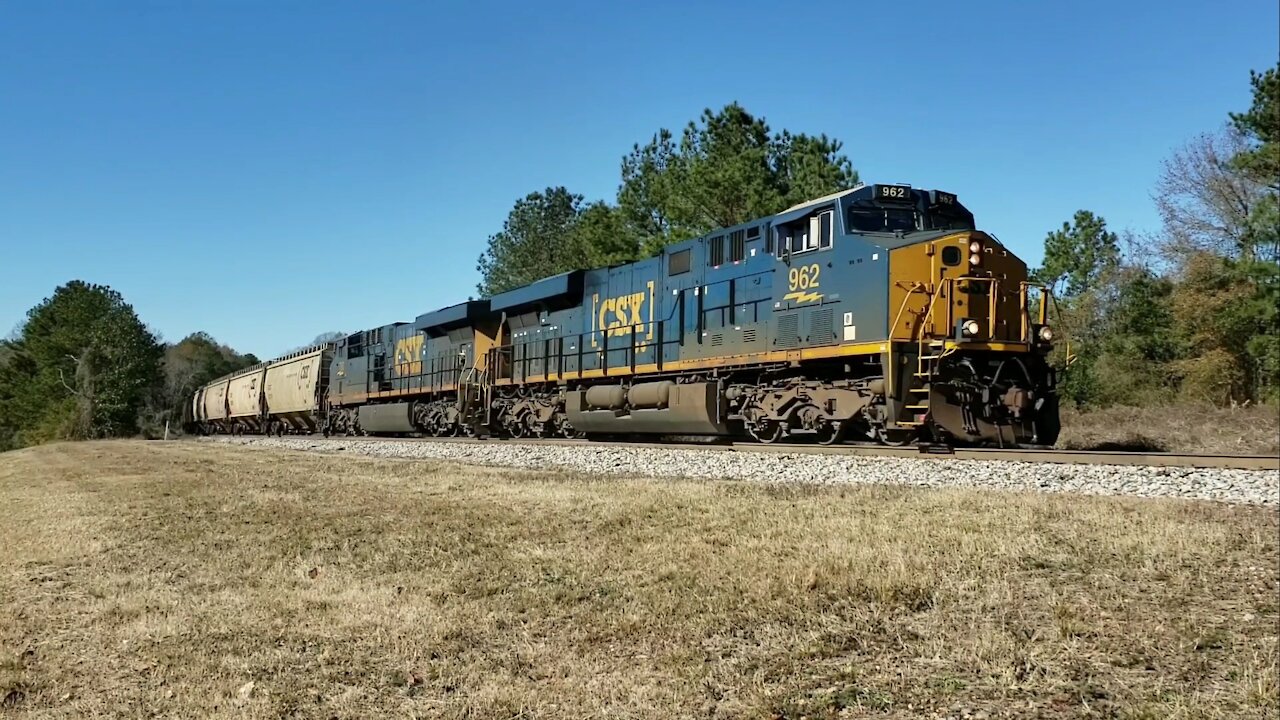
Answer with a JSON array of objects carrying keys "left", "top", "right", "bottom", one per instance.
[
  {"left": 1058, "top": 403, "right": 1280, "bottom": 455},
  {"left": 1, "top": 441, "right": 1277, "bottom": 719}
]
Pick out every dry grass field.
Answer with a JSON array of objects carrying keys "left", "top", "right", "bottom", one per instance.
[
  {"left": 1058, "top": 404, "right": 1280, "bottom": 455},
  {"left": 1, "top": 441, "right": 1277, "bottom": 719}
]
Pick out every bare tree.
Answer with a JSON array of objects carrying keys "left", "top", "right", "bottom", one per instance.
[{"left": 1154, "top": 126, "right": 1276, "bottom": 263}]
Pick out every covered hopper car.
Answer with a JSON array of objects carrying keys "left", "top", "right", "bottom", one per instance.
[
  {"left": 192, "top": 346, "right": 332, "bottom": 435},
  {"left": 192, "top": 183, "right": 1060, "bottom": 447}
]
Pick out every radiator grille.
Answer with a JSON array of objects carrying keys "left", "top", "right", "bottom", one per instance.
[
  {"left": 710, "top": 333, "right": 723, "bottom": 347},
  {"left": 776, "top": 313, "right": 799, "bottom": 348},
  {"left": 810, "top": 308, "right": 834, "bottom": 343},
  {"left": 742, "top": 328, "right": 757, "bottom": 343}
]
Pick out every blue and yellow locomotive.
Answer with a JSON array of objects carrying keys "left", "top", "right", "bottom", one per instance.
[
  {"left": 312, "top": 183, "right": 1059, "bottom": 446},
  {"left": 193, "top": 183, "right": 1059, "bottom": 446}
]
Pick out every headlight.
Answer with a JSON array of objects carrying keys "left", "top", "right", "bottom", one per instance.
[
  {"left": 962, "top": 320, "right": 981, "bottom": 337},
  {"left": 969, "top": 253, "right": 981, "bottom": 266},
  {"left": 969, "top": 240, "right": 983, "bottom": 253},
  {"left": 1038, "top": 326, "right": 1054, "bottom": 343}
]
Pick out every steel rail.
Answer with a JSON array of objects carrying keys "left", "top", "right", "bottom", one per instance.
[{"left": 284, "top": 435, "right": 1280, "bottom": 471}]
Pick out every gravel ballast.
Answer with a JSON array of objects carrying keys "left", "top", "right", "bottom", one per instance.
[{"left": 210, "top": 436, "right": 1280, "bottom": 507}]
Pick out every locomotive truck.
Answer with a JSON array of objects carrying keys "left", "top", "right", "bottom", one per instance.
[{"left": 190, "top": 183, "right": 1061, "bottom": 447}]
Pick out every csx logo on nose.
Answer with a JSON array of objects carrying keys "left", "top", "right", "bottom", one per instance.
[{"left": 599, "top": 292, "right": 646, "bottom": 337}]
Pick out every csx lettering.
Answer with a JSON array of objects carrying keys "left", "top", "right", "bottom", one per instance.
[
  {"left": 394, "top": 335, "right": 423, "bottom": 375},
  {"left": 598, "top": 292, "right": 646, "bottom": 337}
]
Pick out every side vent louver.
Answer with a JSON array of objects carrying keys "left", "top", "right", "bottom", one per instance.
[
  {"left": 776, "top": 313, "right": 800, "bottom": 349},
  {"left": 810, "top": 308, "right": 834, "bottom": 343}
]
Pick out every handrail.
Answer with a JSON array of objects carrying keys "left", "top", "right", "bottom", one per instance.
[
  {"left": 889, "top": 282, "right": 928, "bottom": 342},
  {"left": 884, "top": 282, "right": 931, "bottom": 399},
  {"left": 921, "top": 280, "right": 946, "bottom": 339},
  {"left": 1043, "top": 288, "right": 1077, "bottom": 367},
  {"left": 486, "top": 276, "right": 1056, "bottom": 393}
]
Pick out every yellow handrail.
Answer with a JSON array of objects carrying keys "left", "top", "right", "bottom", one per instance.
[
  {"left": 1043, "top": 289, "right": 1078, "bottom": 367},
  {"left": 889, "top": 282, "right": 928, "bottom": 341},
  {"left": 887, "top": 282, "right": 930, "bottom": 398}
]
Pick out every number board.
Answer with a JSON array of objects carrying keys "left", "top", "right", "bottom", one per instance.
[
  {"left": 931, "top": 190, "right": 957, "bottom": 206},
  {"left": 874, "top": 184, "right": 913, "bottom": 203}
]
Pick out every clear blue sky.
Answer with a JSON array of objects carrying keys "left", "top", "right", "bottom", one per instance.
[{"left": 2, "top": 1, "right": 1276, "bottom": 359}]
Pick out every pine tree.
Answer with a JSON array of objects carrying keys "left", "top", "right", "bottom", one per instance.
[
  {"left": 476, "top": 188, "right": 588, "bottom": 296},
  {"left": 618, "top": 103, "right": 857, "bottom": 251},
  {"left": 0, "top": 281, "right": 162, "bottom": 445},
  {"left": 1034, "top": 210, "right": 1121, "bottom": 298}
]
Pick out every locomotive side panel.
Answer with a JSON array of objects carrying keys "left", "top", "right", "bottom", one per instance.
[
  {"left": 330, "top": 326, "right": 400, "bottom": 406},
  {"left": 420, "top": 301, "right": 499, "bottom": 389},
  {"left": 419, "top": 330, "right": 461, "bottom": 393},
  {"left": 491, "top": 273, "right": 585, "bottom": 384},
  {"left": 329, "top": 333, "right": 366, "bottom": 406},
  {"left": 386, "top": 323, "right": 422, "bottom": 394},
  {"left": 691, "top": 224, "right": 772, "bottom": 362},
  {"left": 583, "top": 259, "right": 664, "bottom": 374},
  {"left": 771, "top": 196, "right": 892, "bottom": 355},
  {"left": 661, "top": 240, "right": 703, "bottom": 365}
]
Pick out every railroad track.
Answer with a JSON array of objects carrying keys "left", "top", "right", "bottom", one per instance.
[{"left": 296, "top": 435, "right": 1280, "bottom": 471}]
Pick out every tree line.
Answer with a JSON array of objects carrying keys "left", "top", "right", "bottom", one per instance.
[
  {"left": 0, "top": 282, "right": 255, "bottom": 450},
  {"left": 1038, "top": 64, "right": 1278, "bottom": 407},
  {"left": 0, "top": 282, "right": 348, "bottom": 451}
]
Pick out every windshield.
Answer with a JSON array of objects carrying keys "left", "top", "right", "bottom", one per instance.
[
  {"left": 925, "top": 207, "right": 975, "bottom": 231},
  {"left": 847, "top": 205, "right": 918, "bottom": 233}
]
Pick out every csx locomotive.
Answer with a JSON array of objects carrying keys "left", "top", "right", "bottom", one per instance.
[{"left": 190, "top": 183, "right": 1060, "bottom": 447}]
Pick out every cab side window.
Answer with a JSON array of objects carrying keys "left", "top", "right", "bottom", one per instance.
[
  {"left": 778, "top": 207, "right": 835, "bottom": 257},
  {"left": 813, "top": 210, "right": 834, "bottom": 250}
]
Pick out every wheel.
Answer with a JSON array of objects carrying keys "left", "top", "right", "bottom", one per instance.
[
  {"left": 874, "top": 426, "right": 916, "bottom": 447},
  {"left": 557, "top": 416, "right": 577, "bottom": 438},
  {"left": 426, "top": 411, "right": 456, "bottom": 437},
  {"left": 747, "top": 418, "right": 784, "bottom": 443},
  {"left": 508, "top": 417, "right": 527, "bottom": 438},
  {"left": 525, "top": 414, "right": 547, "bottom": 439},
  {"left": 815, "top": 420, "right": 846, "bottom": 446}
]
